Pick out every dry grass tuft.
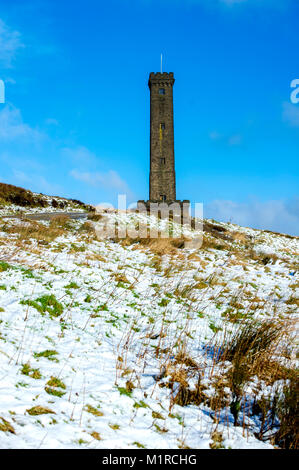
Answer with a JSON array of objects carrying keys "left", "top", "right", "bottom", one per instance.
[
  {"left": 221, "top": 319, "right": 283, "bottom": 364},
  {"left": 114, "top": 273, "right": 130, "bottom": 284},
  {"left": 201, "top": 235, "right": 229, "bottom": 252},
  {"left": 210, "top": 431, "right": 225, "bottom": 449},
  {"left": 78, "top": 221, "right": 95, "bottom": 234},
  {"left": 49, "top": 215, "right": 71, "bottom": 229},
  {"left": 26, "top": 406, "right": 55, "bottom": 416},
  {"left": 115, "top": 235, "right": 187, "bottom": 256},
  {"left": 3, "top": 219, "right": 66, "bottom": 244},
  {"left": 274, "top": 375, "right": 299, "bottom": 449},
  {"left": 174, "top": 352, "right": 199, "bottom": 369},
  {"left": 87, "top": 213, "right": 103, "bottom": 221},
  {"left": 232, "top": 231, "right": 249, "bottom": 244},
  {"left": 218, "top": 318, "right": 294, "bottom": 428},
  {"left": 172, "top": 378, "right": 207, "bottom": 407},
  {"left": 0, "top": 417, "right": 15, "bottom": 434}
]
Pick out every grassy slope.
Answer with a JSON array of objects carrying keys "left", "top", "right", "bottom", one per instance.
[
  {"left": 0, "top": 210, "right": 298, "bottom": 449},
  {"left": 0, "top": 182, "right": 93, "bottom": 213}
]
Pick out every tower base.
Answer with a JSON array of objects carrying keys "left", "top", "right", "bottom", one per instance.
[{"left": 137, "top": 200, "right": 190, "bottom": 224}]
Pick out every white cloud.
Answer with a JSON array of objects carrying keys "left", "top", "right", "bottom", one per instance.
[
  {"left": 0, "top": 104, "right": 45, "bottom": 142},
  {"left": 228, "top": 134, "right": 242, "bottom": 146},
  {"left": 209, "top": 130, "right": 243, "bottom": 146},
  {"left": 0, "top": 19, "right": 24, "bottom": 68},
  {"left": 219, "top": 0, "right": 247, "bottom": 5},
  {"left": 208, "top": 0, "right": 288, "bottom": 7},
  {"left": 45, "top": 118, "right": 59, "bottom": 126},
  {"left": 144, "top": 0, "right": 290, "bottom": 9},
  {"left": 4, "top": 77, "right": 16, "bottom": 85},
  {"left": 282, "top": 101, "right": 299, "bottom": 128},
  {"left": 70, "top": 169, "right": 133, "bottom": 196},
  {"left": 0, "top": 105, "right": 133, "bottom": 201},
  {"left": 205, "top": 198, "right": 299, "bottom": 236},
  {"left": 13, "top": 170, "right": 62, "bottom": 195},
  {"left": 209, "top": 131, "right": 222, "bottom": 140},
  {"left": 62, "top": 146, "right": 97, "bottom": 164},
  {"left": 0, "top": 151, "right": 45, "bottom": 172}
]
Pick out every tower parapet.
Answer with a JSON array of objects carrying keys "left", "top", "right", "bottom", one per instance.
[{"left": 148, "top": 72, "right": 175, "bottom": 88}]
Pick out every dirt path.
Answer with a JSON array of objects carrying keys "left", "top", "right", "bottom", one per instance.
[{"left": 2, "top": 211, "right": 90, "bottom": 221}]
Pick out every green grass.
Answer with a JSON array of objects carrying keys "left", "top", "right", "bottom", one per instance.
[
  {"left": 152, "top": 411, "right": 165, "bottom": 420},
  {"left": 26, "top": 406, "right": 55, "bottom": 416},
  {"left": 132, "top": 441, "right": 145, "bottom": 448},
  {"left": 109, "top": 423, "right": 120, "bottom": 430},
  {"left": 46, "top": 376, "right": 66, "bottom": 389},
  {"left": 64, "top": 282, "right": 80, "bottom": 289},
  {"left": 70, "top": 243, "right": 86, "bottom": 252},
  {"left": 0, "top": 261, "right": 12, "bottom": 272},
  {"left": 45, "top": 387, "right": 66, "bottom": 398},
  {"left": 158, "top": 298, "right": 170, "bottom": 307},
  {"left": 20, "top": 267, "right": 35, "bottom": 278},
  {"left": 77, "top": 438, "right": 89, "bottom": 445},
  {"left": 209, "top": 322, "right": 222, "bottom": 333},
  {"left": 0, "top": 262, "right": 34, "bottom": 279},
  {"left": 21, "top": 294, "right": 63, "bottom": 318},
  {"left": 21, "top": 363, "right": 42, "bottom": 379},
  {"left": 15, "top": 381, "right": 29, "bottom": 388},
  {"left": 133, "top": 400, "right": 149, "bottom": 409},
  {"left": 85, "top": 404, "right": 104, "bottom": 417},
  {"left": 117, "top": 386, "right": 133, "bottom": 398},
  {"left": 33, "top": 350, "right": 58, "bottom": 361}
]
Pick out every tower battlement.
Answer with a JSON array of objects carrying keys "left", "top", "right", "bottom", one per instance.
[{"left": 148, "top": 72, "right": 175, "bottom": 88}]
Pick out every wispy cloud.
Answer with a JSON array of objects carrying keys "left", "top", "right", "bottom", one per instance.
[
  {"left": 0, "top": 103, "right": 133, "bottom": 201},
  {"left": 142, "top": 0, "right": 290, "bottom": 9},
  {"left": 282, "top": 101, "right": 299, "bottom": 128},
  {"left": 45, "top": 118, "right": 59, "bottom": 126},
  {"left": 62, "top": 146, "right": 97, "bottom": 165},
  {"left": 0, "top": 151, "right": 45, "bottom": 172},
  {"left": 219, "top": 0, "right": 247, "bottom": 5},
  {"left": 12, "top": 170, "right": 62, "bottom": 196},
  {"left": 205, "top": 197, "right": 299, "bottom": 236},
  {"left": 203, "top": 0, "right": 289, "bottom": 7},
  {"left": 0, "top": 104, "right": 45, "bottom": 142},
  {"left": 209, "top": 131, "right": 222, "bottom": 140},
  {"left": 209, "top": 130, "right": 243, "bottom": 146},
  {"left": 0, "top": 19, "right": 24, "bottom": 68},
  {"left": 228, "top": 134, "right": 242, "bottom": 146},
  {"left": 70, "top": 168, "right": 133, "bottom": 197}
]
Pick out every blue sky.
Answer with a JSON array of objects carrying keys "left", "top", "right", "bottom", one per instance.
[{"left": 0, "top": 0, "right": 298, "bottom": 234}]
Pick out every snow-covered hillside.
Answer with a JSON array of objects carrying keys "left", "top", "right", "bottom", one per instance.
[{"left": 0, "top": 210, "right": 298, "bottom": 449}]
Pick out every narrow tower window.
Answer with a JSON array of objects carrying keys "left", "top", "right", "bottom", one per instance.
[
  {"left": 160, "top": 157, "right": 166, "bottom": 165},
  {"left": 160, "top": 195, "right": 166, "bottom": 202},
  {"left": 160, "top": 123, "right": 165, "bottom": 130},
  {"left": 159, "top": 88, "right": 165, "bottom": 95}
]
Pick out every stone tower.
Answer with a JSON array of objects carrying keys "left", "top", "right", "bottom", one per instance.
[
  {"left": 148, "top": 72, "right": 176, "bottom": 202},
  {"left": 138, "top": 71, "right": 189, "bottom": 218}
]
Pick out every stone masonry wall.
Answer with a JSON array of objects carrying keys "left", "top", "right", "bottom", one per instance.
[{"left": 148, "top": 72, "right": 176, "bottom": 202}]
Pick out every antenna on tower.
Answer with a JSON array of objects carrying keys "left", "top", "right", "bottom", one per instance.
[{"left": 161, "top": 53, "right": 163, "bottom": 73}]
